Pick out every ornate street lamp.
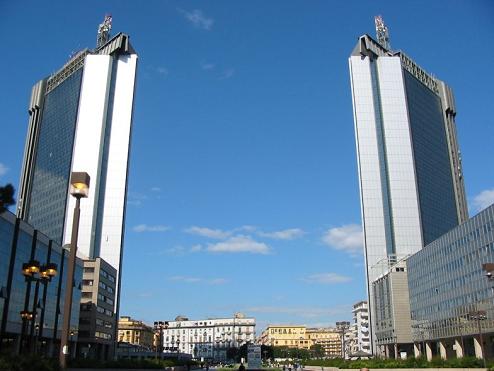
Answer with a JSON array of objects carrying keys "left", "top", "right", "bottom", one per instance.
[
  {"left": 59, "top": 172, "right": 90, "bottom": 369},
  {"left": 20, "top": 258, "right": 57, "bottom": 354}
]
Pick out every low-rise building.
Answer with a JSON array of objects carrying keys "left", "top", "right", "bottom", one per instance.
[
  {"left": 118, "top": 316, "right": 153, "bottom": 350},
  {"left": 306, "top": 328, "right": 341, "bottom": 357},
  {"left": 372, "top": 261, "right": 413, "bottom": 358},
  {"left": 0, "top": 210, "right": 83, "bottom": 357},
  {"left": 159, "top": 313, "right": 255, "bottom": 361},
  {"left": 407, "top": 204, "right": 494, "bottom": 361},
  {"left": 77, "top": 258, "right": 117, "bottom": 360},
  {"left": 260, "top": 325, "right": 310, "bottom": 349}
]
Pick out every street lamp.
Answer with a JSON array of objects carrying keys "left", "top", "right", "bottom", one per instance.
[
  {"left": 336, "top": 321, "right": 350, "bottom": 359},
  {"left": 20, "top": 259, "right": 57, "bottom": 354},
  {"left": 482, "top": 263, "right": 494, "bottom": 281},
  {"left": 154, "top": 321, "right": 169, "bottom": 362},
  {"left": 59, "top": 172, "right": 90, "bottom": 369},
  {"left": 468, "top": 310, "right": 487, "bottom": 368}
]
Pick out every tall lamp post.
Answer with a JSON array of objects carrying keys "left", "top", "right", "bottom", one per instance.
[
  {"left": 468, "top": 310, "right": 487, "bottom": 368},
  {"left": 154, "top": 321, "right": 169, "bottom": 362},
  {"left": 336, "top": 321, "right": 350, "bottom": 359},
  {"left": 20, "top": 260, "right": 57, "bottom": 353},
  {"left": 59, "top": 172, "right": 90, "bottom": 369}
]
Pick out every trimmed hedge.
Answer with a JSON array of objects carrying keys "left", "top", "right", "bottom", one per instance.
[
  {"left": 303, "top": 356, "right": 486, "bottom": 369},
  {"left": 0, "top": 354, "right": 60, "bottom": 371}
]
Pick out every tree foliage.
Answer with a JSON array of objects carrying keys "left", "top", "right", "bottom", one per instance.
[{"left": 0, "top": 183, "right": 15, "bottom": 213}]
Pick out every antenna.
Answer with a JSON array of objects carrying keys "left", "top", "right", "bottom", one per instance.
[
  {"left": 374, "top": 15, "right": 391, "bottom": 50},
  {"left": 97, "top": 14, "right": 112, "bottom": 48}
]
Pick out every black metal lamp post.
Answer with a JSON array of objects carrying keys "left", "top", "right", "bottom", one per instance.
[
  {"left": 20, "top": 259, "right": 57, "bottom": 354},
  {"left": 154, "top": 321, "right": 169, "bottom": 362},
  {"left": 468, "top": 310, "right": 487, "bottom": 368},
  {"left": 59, "top": 172, "right": 90, "bottom": 370}
]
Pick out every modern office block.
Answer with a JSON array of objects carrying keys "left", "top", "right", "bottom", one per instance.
[
  {"left": 0, "top": 210, "right": 83, "bottom": 356},
  {"left": 372, "top": 261, "right": 413, "bottom": 358},
  {"left": 78, "top": 258, "right": 117, "bottom": 360},
  {"left": 407, "top": 204, "right": 494, "bottom": 360},
  {"left": 349, "top": 29, "right": 468, "bottom": 350},
  {"left": 17, "top": 19, "right": 138, "bottom": 317}
]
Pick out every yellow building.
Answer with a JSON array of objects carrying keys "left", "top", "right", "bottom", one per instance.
[
  {"left": 260, "top": 325, "right": 311, "bottom": 349},
  {"left": 118, "top": 316, "right": 154, "bottom": 350},
  {"left": 306, "top": 328, "right": 342, "bottom": 358}
]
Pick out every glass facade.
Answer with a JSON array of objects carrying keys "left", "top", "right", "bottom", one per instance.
[
  {"left": 349, "top": 35, "right": 467, "bottom": 351},
  {"left": 403, "top": 70, "right": 458, "bottom": 245},
  {"left": 0, "top": 210, "right": 82, "bottom": 354},
  {"left": 27, "top": 67, "right": 84, "bottom": 243},
  {"left": 408, "top": 205, "right": 494, "bottom": 341}
]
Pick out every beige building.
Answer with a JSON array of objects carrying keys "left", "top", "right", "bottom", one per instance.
[
  {"left": 306, "top": 328, "right": 342, "bottom": 357},
  {"left": 118, "top": 316, "right": 154, "bottom": 350},
  {"left": 260, "top": 325, "right": 310, "bottom": 349}
]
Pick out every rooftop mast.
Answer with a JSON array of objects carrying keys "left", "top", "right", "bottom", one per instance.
[
  {"left": 97, "top": 15, "right": 112, "bottom": 48},
  {"left": 374, "top": 15, "right": 391, "bottom": 50}
]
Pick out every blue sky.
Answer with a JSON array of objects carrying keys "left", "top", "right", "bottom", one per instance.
[{"left": 1, "top": 1, "right": 493, "bottom": 333}]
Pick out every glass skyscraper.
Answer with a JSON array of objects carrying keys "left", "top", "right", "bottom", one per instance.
[
  {"left": 349, "top": 33, "right": 468, "bottom": 351},
  {"left": 17, "top": 28, "right": 138, "bottom": 323}
]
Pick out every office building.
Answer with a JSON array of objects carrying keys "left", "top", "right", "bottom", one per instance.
[
  {"left": 259, "top": 325, "right": 310, "bottom": 349},
  {"left": 118, "top": 316, "right": 154, "bottom": 351},
  {"left": 372, "top": 261, "right": 413, "bottom": 358},
  {"left": 160, "top": 313, "right": 255, "bottom": 361},
  {"left": 349, "top": 17, "right": 468, "bottom": 350},
  {"left": 407, "top": 204, "right": 494, "bottom": 361},
  {"left": 0, "top": 210, "right": 83, "bottom": 356},
  {"left": 77, "top": 258, "right": 117, "bottom": 360},
  {"left": 17, "top": 16, "right": 138, "bottom": 318},
  {"left": 306, "top": 328, "right": 342, "bottom": 357}
]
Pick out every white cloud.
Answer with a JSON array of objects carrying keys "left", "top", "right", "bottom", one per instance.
[
  {"left": 258, "top": 228, "right": 305, "bottom": 240},
  {"left": 170, "top": 276, "right": 202, "bottom": 283},
  {"left": 185, "top": 226, "right": 231, "bottom": 239},
  {"left": 220, "top": 68, "right": 235, "bottom": 80},
  {"left": 209, "top": 278, "right": 228, "bottom": 285},
  {"left": 244, "top": 305, "right": 349, "bottom": 319},
  {"left": 302, "top": 273, "right": 352, "bottom": 284},
  {"left": 201, "top": 61, "right": 215, "bottom": 70},
  {"left": 169, "top": 276, "right": 227, "bottom": 285},
  {"left": 133, "top": 224, "right": 170, "bottom": 233},
  {"left": 472, "top": 188, "right": 494, "bottom": 212},
  {"left": 322, "top": 224, "right": 363, "bottom": 255},
  {"left": 0, "top": 163, "right": 8, "bottom": 177},
  {"left": 190, "top": 244, "right": 203, "bottom": 253},
  {"left": 127, "top": 192, "right": 148, "bottom": 207},
  {"left": 156, "top": 66, "right": 168, "bottom": 76},
  {"left": 207, "top": 235, "right": 270, "bottom": 254},
  {"left": 181, "top": 9, "right": 214, "bottom": 30}
]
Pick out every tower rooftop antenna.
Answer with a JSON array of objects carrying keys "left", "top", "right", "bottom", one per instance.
[
  {"left": 374, "top": 15, "right": 391, "bottom": 50},
  {"left": 97, "top": 14, "right": 112, "bottom": 48}
]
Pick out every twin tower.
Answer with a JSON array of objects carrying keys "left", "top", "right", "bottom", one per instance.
[
  {"left": 16, "top": 22, "right": 138, "bottom": 316},
  {"left": 349, "top": 30, "right": 468, "bottom": 348}
]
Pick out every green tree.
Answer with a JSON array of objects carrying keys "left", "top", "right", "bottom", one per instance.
[
  {"left": 0, "top": 184, "right": 15, "bottom": 213},
  {"left": 226, "top": 347, "right": 239, "bottom": 361},
  {"left": 310, "top": 344, "right": 325, "bottom": 358}
]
